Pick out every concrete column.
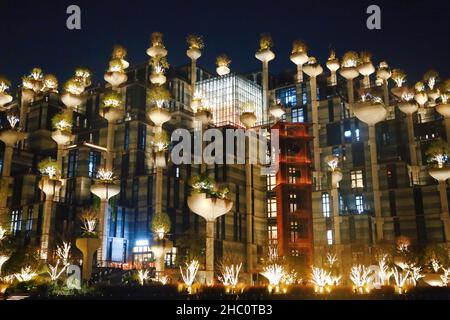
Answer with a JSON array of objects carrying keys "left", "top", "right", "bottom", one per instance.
[
  {"left": 296, "top": 64, "right": 303, "bottom": 83},
  {"left": 2, "top": 145, "right": 13, "bottom": 177},
  {"left": 191, "top": 59, "right": 197, "bottom": 100},
  {"left": 438, "top": 181, "right": 450, "bottom": 242},
  {"left": 96, "top": 199, "right": 109, "bottom": 264},
  {"left": 347, "top": 79, "right": 354, "bottom": 115},
  {"left": 383, "top": 81, "right": 389, "bottom": 106},
  {"left": 310, "top": 76, "right": 322, "bottom": 188},
  {"left": 106, "top": 121, "right": 115, "bottom": 171},
  {"left": 155, "top": 167, "right": 163, "bottom": 214},
  {"left": 40, "top": 195, "right": 54, "bottom": 260},
  {"left": 406, "top": 115, "right": 418, "bottom": 166},
  {"left": 262, "top": 61, "right": 269, "bottom": 123},
  {"left": 369, "top": 125, "right": 383, "bottom": 240},
  {"left": 331, "top": 188, "right": 341, "bottom": 245},
  {"left": 245, "top": 134, "right": 254, "bottom": 274},
  {"left": 445, "top": 118, "right": 450, "bottom": 144},
  {"left": 205, "top": 220, "right": 214, "bottom": 283}
]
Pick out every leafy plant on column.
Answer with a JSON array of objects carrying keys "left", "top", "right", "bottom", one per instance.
[
  {"left": 38, "top": 158, "right": 62, "bottom": 260},
  {"left": 187, "top": 174, "right": 232, "bottom": 284}
]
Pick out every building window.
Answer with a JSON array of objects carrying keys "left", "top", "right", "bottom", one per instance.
[
  {"left": 88, "top": 151, "right": 100, "bottom": 178},
  {"left": 266, "top": 174, "right": 276, "bottom": 191},
  {"left": 267, "top": 198, "right": 277, "bottom": 218},
  {"left": 289, "top": 194, "right": 297, "bottom": 213},
  {"left": 291, "top": 107, "right": 304, "bottom": 123},
  {"left": 351, "top": 170, "right": 364, "bottom": 189},
  {"left": 165, "top": 247, "right": 177, "bottom": 268},
  {"left": 290, "top": 220, "right": 299, "bottom": 243},
  {"left": 355, "top": 195, "right": 364, "bottom": 214},
  {"left": 322, "top": 193, "right": 330, "bottom": 218},
  {"left": 276, "top": 86, "right": 297, "bottom": 107},
  {"left": 288, "top": 167, "right": 299, "bottom": 184},
  {"left": 291, "top": 249, "right": 299, "bottom": 257},
  {"left": 10, "top": 209, "right": 22, "bottom": 235},
  {"left": 25, "top": 207, "right": 33, "bottom": 231},
  {"left": 268, "top": 225, "right": 278, "bottom": 246},
  {"left": 327, "top": 230, "right": 333, "bottom": 245}
]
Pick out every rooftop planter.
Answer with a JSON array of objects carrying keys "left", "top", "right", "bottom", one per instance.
[
  {"left": 255, "top": 33, "right": 275, "bottom": 63},
  {"left": 353, "top": 93, "right": 388, "bottom": 126},
  {"left": 0, "top": 76, "right": 13, "bottom": 107},
  {"left": 216, "top": 54, "right": 231, "bottom": 76},
  {"left": 147, "top": 32, "right": 168, "bottom": 58},
  {"left": 186, "top": 34, "right": 204, "bottom": 60},
  {"left": 339, "top": 51, "right": 359, "bottom": 80},
  {"left": 101, "top": 91, "right": 125, "bottom": 122}
]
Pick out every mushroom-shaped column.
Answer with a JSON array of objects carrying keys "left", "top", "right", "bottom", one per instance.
[
  {"left": 353, "top": 94, "right": 388, "bottom": 241},
  {"left": 104, "top": 46, "right": 129, "bottom": 90},
  {"left": 187, "top": 177, "right": 232, "bottom": 284},
  {"left": 76, "top": 208, "right": 101, "bottom": 281},
  {"left": 435, "top": 80, "right": 450, "bottom": 142},
  {"left": 100, "top": 91, "right": 125, "bottom": 171},
  {"left": 290, "top": 40, "right": 308, "bottom": 84},
  {"left": 269, "top": 100, "right": 285, "bottom": 120},
  {"left": 150, "top": 212, "right": 172, "bottom": 273},
  {"left": 147, "top": 33, "right": 169, "bottom": 85},
  {"left": 38, "top": 159, "right": 62, "bottom": 260},
  {"left": 325, "top": 155, "right": 343, "bottom": 260},
  {"left": 303, "top": 57, "right": 324, "bottom": 186},
  {"left": 424, "top": 70, "right": 440, "bottom": 107},
  {"left": 147, "top": 78, "right": 171, "bottom": 215},
  {"left": 358, "top": 52, "right": 375, "bottom": 88},
  {"left": 20, "top": 68, "right": 45, "bottom": 127},
  {"left": 186, "top": 34, "right": 204, "bottom": 102},
  {"left": 339, "top": 51, "right": 360, "bottom": 114},
  {"left": 255, "top": 33, "right": 275, "bottom": 123},
  {"left": 51, "top": 112, "right": 74, "bottom": 170},
  {"left": 216, "top": 55, "right": 231, "bottom": 76},
  {"left": 61, "top": 70, "right": 89, "bottom": 110},
  {"left": 397, "top": 89, "right": 419, "bottom": 184},
  {"left": 0, "top": 76, "right": 13, "bottom": 108},
  {"left": 426, "top": 141, "right": 450, "bottom": 241},
  {"left": 0, "top": 116, "right": 27, "bottom": 177},
  {"left": 376, "top": 62, "right": 392, "bottom": 105},
  {"left": 414, "top": 81, "right": 428, "bottom": 111},
  {"left": 390, "top": 69, "right": 408, "bottom": 99},
  {"left": 326, "top": 51, "right": 340, "bottom": 86},
  {"left": 90, "top": 169, "right": 121, "bottom": 263},
  {"left": 240, "top": 104, "right": 257, "bottom": 274}
]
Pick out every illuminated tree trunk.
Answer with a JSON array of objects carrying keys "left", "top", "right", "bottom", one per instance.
[{"left": 369, "top": 125, "right": 383, "bottom": 241}]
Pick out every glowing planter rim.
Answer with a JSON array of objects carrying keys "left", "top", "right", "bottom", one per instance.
[
  {"left": 326, "top": 59, "right": 340, "bottom": 72},
  {"left": 255, "top": 49, "right": 275, "bottom": 63},
  {"left": 339, "top": 67, "right": 359, "bottom": 80},
  {"left": 104, "top": 71, "right": 128, "bottom": 88},
  {"left": 90, "top": 182, "right": 120, "bottom": 200},
  {"left": 187, "top": 48, "right": 202, "bottom": 60},
  {"left": 269, "top": 105, "right": 285, "bottom": 119},
  {"left": 290, "top": 52, "right": 308, "bottom": 66},
  {"left": 51, "top": 130, "right": 73, "bottom": 145},
  {"left": 187, "top": 192, "right": 233, "bottom": 222},
  {"left": 148, "top": 107, "right": 171, "bottom": 127},
  {"left": 0, "top": 92, "right": 13, "bottom": 107},
  {"left": 149, "top": 73, "right": 166, "bottom": 85},
  {"left": 358, "top": 62, "right": 375, "bottom": 76},
  {"left": 436, "top": 104, "right": 450, "bottom": 119},
  {"left": 398, "top": 101, "right": 418, "bottom": 115},
  {"left": 147, "top": 45, "right": 168, "bottom": 58},
  {"left": 428, "top": 167, "right": 450, "bottom": 182},
  {"left": 303, "top": 64, "right": 323, "bottom": 78},
  {"left": 353, "top": 101, "right": 388, "bottom": 126},
  {"left": 101, "top": 107, "right": 125, "bottom": 122},
  {"left": 61, "top": 92, "right": 83, "bottom": 108},
  {"left": 240, "top": 112, "right": 257, "bottom": 129},
  {"left": 39, "top": 176, "right": 62, "bottom": 197},
  {"left": 216, "top": 66, "right": 230, "bottom": 76},
  {"left": 0, "top": 129, "right": 27, "bottom": 146}
]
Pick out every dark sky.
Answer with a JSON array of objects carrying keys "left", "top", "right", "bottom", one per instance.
[{"left": 0, "top": 0, "right": 449, "bottom": 87}]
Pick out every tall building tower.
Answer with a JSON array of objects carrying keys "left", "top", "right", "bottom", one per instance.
[{"left": 273, "top": 121, "right": 313, "bottom": 266}]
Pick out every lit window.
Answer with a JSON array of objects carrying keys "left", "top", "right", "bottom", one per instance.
[
  {"left": 268, "top": 225, "right": 278, "bottom": 246},
  {"left": 289, "top": 194, "right": 297, "bottom": 213},
  {"left": 276, "top": 86, "right": 297, "bottom": 107},
  {"left": 322, "top": 193, "right": 330, "bottom": 218},
  {"left": 288, "top": 167, "right": 299, "bottom": 184},
  {"left": 355, "top": 129, "right": 360, "bottom": 141},
  {"left": 355, "top": 195, "right": 364, "bottom": 214},
  {"left": 267, "top": 198, "right": 277, "bottom": 218},
  {"left": 10, "top": 209, "right": 22, "bottom": 235},
  {"left": 291, "top": 249, "right": 299, "bottom": 257},
  {"left": 266, "top": 174, "right": 276, "bottom": 191},
  {"left": 351, "top": 170, "right": 364, "bottom": 189},
  {"left": 291, "top": 108, "right": 304, "bottom": 123},
  {"left": 26, "top": 207, "right": 33, "bottom": 231},
  {"left": 327, "top": 230, "right": 333, "bottom": 245},
  {"left": 175, "top": 167, "right": 180, "bottom": 178},
  {"left": 344, "top": 130, "right": 352, "bottom": 138},
  {"left": 290, "top": 220, "right": 299, "bottom": 243}
]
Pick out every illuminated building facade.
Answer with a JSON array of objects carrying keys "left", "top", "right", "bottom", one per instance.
[
  {"left": 272, "top": 122, "right": 313, "bottom": 265},
  {"left": 196, "top": 73, "right": 264, "bottom": 127}
]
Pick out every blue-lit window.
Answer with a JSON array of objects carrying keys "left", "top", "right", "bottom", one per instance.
[
  {"left": 302, "top": 91, "right": 308, "bottom": 105},
  {"left": 124, "top": 122, "right": 130, "bottom": 150},
  {"left": 322, "top": 193, "right": 330, "bottom": 218},
  {"left": 276, "top": 86, "right": 297, "bottom": 107},
  {"left": 67, "top": 150, "right": 78, "bottom": 179},
  {"left": 291, "top": 107, "right": 304, "bottom": 123},
  {"left": 355, "top": 195, "right": 364, "bottom": 214},
  {"left": 88, "top": 151, "right": 100, "bottom": 178},
  {"left": 26, "top": 207, "right": 33, "bottom": 231},
  {"left": 138, "top": 124, "right": 146, "bottom": 151}
]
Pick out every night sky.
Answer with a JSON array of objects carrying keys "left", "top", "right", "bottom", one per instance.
[{"left": 0, "top": 0, "right": 449, "bottom": 88}]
